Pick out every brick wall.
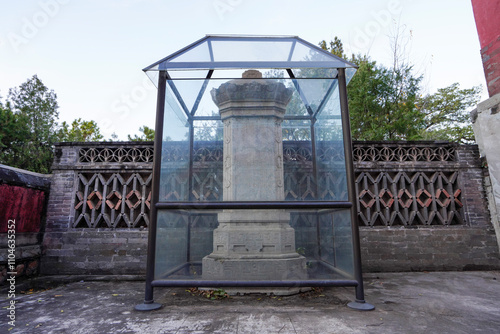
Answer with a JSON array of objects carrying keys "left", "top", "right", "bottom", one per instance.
[
  {"left": 0, "top": 165, "right": 51, "bottom": 284},
  {"left": 40, "top": 141, "right": 500, "bottom": 276},
  {"left": 360, "top": 227, "right": 499, "bottom": 272}
]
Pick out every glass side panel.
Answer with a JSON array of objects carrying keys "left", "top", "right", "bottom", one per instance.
[
  {"left": 146, "top": 70, "right": 159, "bottom": 88},
  {"left": 154, "top": 208, "right": 354, "bottom": 280},
  {"left": 167, "top": 79, "right": 206, "bottom": 113},
  {"left": 159, "top": 76, "right": 347, "bottom": 202},
  {"left": 291, "top": 78, "right": 337, "bottom": 115},
  {"left": 192, "top": 119, "right": 223, "bottom": 201},
  {"left": 345, "top": 67, "right": 357, "bottom": 85},
  {"left": 159, "top": 83, "right": 190, "bottom": 201},
  {"left": 210, "top": 68, "right": 289, "bottom": 79},
  {"left": 185, "top": 79, "right": 224, "bottom": 117},
  {"left": 168, "top": 70, "right": 211, "bottom": 80},
  {"left": 291, "top": 68, "right": 338, "bottom": 79},
  {"left": 314, "top": 82, "right": 347, "bottom": 201},
  {"left": 165, "top": 80, "right": 189, "bottom": 126}
]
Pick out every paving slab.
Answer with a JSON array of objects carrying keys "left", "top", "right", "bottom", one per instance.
[{"left": 1, "top": 271, "right": 499, "bottom": 333}]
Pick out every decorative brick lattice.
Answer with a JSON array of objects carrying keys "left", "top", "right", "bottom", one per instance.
[
  {"left": 79, "top": 146, "right": 154, "bottom": 163},
  {"left": 353, "top": 143, "right": 456, "bottom": 162},
  {"left": 73, "top": 173, "right": 152, "bottom": 228},
  {"left": 78, "top": 142, "right": 457, "bottom": 164},
  {"left": 355, "top": 171, "right": 463, "bottom": 226},
  {"left": 72, "top": 141, "right": 464, "bottom": 228}
]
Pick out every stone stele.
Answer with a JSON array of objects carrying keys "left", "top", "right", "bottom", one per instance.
[{"left": 202, "top": 70, "right": 308, "bottom": 289}]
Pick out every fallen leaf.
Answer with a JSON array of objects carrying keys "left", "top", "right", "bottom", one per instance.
[{"left": 112, "top": 294, "right": 119, "bottom": 297}]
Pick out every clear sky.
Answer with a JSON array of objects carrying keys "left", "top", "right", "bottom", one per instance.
[{"left": 0, "top": 0, "right": 486, "bottom": 140}]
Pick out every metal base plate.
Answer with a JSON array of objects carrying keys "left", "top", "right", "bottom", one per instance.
[
  {"left": 347, "top": 301, "right": 375, "bottom": 311},
  {"left": 135, "top": 303, "right": 162, "bottom": 311}
]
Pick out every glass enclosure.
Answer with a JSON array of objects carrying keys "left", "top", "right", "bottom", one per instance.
[
  {"left": 155, "top": 209, "right": 354, "bottom": 280},
  {"left": 141, "top": 36, "right": 368, "bottom": 302}
]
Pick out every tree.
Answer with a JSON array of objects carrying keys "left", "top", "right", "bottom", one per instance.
[
  {"left": 0, "top": 102, "right": 28, "bottom": 164},
  {"left": 128, "top": 125, "right": 155, "bottom": 141},
  {"left": 321, "top": 47, "right": 423, "bottom": 140},
  {"left": 319, "top": 37, "right": 346, "bottom": 59},
  {"left": 2, "top": 75, "right": 59, "bottom": 173},
  {"left": 417, "top": 83, "right": 481, "bottom": 143},
  {"left": 319, "top": 37, "right": 478, "bottom": 142},
  {"left": 57, "top": 118, "right": 104, "bottom": 142},
  {"left": 1, "top": 75, "right": 106, "bottom": 173}
]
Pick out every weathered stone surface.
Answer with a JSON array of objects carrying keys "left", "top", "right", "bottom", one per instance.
[
  {"left": 471, "top": 93, "right": 500, "bottom": 253},
  {"left": 203, "top": 257, "right": 307, "bottom": 280},
  {"left": 203, "top": 72, "right": 306, "bottom": 283}
]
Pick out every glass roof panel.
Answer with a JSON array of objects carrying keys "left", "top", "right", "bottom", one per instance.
[
  {"left": 170, "top": 41, "right": 212, "bottom": 63},
  {"left": 144, "top": 35, "right": 356, "bottom": 72},
  {"left": 290, "top": 41, "right": 336, "bottom": 63},
  {"left": 210, "top": 40, "right": 293, "bottom": 62}
]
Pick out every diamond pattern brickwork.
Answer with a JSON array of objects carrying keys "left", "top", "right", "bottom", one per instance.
[
  {"left": 72, "top": 141, "right": 465, "bottom": 228},
  {"left": 73, "top": 173, "right": 152, "bottom": 228},
  {"left": 355, "top": 171, "right": 463, "bottom": 226}
]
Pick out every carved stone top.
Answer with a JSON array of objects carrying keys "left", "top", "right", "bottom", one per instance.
[
  {"left": 210, "top": 71, "right": 293, "bottom": 111},
  {"left": 242, "top": 70, "right": 263, "bottom": 79}
]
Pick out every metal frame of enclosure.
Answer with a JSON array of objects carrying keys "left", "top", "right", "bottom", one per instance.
[{"left": 136, "top": 35, "right": 374, "bottom": 311}]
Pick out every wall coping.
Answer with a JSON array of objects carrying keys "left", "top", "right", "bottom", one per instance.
[{"left": 0, "top": 164, "right": 52, "bottom": 190}]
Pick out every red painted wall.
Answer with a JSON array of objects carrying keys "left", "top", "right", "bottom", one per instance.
[
  {"left": 0, "top": 184, "right": 46, "bottom": 233},
  {"left": 471, "top": 0, "right": 500, "bottom": 97}
]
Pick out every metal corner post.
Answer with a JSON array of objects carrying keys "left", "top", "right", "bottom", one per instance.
[
  {"left": 338, "top": 68, "right": 374, "bottom": 311},
  {"left": 135, "top": 71, "right": 167, "bottom": 311}
]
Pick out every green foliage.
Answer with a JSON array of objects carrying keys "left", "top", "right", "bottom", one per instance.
[
  {"left": 0, "top": 102, "right": 29, "bottom": 163},
  {"left": 319, "top": 37, "right": 346, "bottom": 59},
  {"left": 417, "top": 83, "right": 481, "bottom": 143},
  {"left": 127, "top": 125, "right": 155, "bottom": 141},
  {"left": 194, "top": 121, "right": 223, "bottom": 141},
  {"left": 58, "top": 118, "right": 104, "bottom": 142},
  {"left": 320, "top": 38, "right": 479, "bottom": 143},
  {"left": 1, "top": 75, "right": 59, "bottom": 173},
  {"left": 0, "top": 75, "right": 105, "bottom": 173}
]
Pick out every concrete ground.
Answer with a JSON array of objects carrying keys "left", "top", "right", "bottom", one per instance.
[{"left": 1, "top": 271, "right": 499, "bottom": 334}]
